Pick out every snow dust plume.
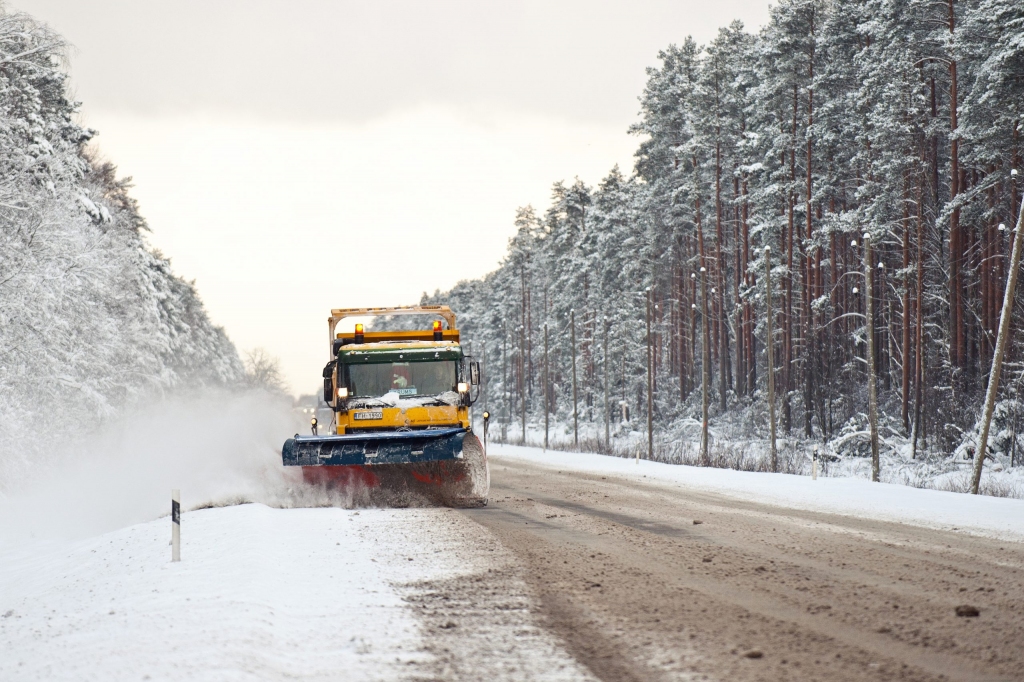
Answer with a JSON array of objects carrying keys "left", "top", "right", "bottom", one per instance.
[{"left": 0, "top": 389, "right": 311, "bottom": 542}]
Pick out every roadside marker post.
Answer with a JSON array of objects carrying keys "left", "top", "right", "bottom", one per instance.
[
  {"left": 482, "top": 411, "right": 490, "bottom": 457},
  {"left": 812, "top": 449, "right": 818, "bottom": 481},
  {"left": 171, "top": 489, "right": 180, "bottom": 562}
]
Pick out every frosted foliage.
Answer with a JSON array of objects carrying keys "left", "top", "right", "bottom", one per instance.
[
  {"left": 388, "top": 0, "right": 1024, "bottom": 488},
  {"left": 0, "top": 8, "right": 243, "bottom": 489}
]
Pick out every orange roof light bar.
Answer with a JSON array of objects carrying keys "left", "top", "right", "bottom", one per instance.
[{"left": 325, "top": 306, "right": 459, "bottom": 358}]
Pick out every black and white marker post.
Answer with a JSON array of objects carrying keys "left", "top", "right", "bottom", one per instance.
[{"left": 171, "top": 489, "right": 180, "bottom": 562}]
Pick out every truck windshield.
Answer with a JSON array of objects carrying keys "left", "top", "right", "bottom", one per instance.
[{"left": 348, "top": 360, "right": 457, "bottom": 398}]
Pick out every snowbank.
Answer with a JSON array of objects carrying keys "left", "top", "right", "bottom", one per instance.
[{"left": 491, "top": 444, "right": 1024, "bottom": 542}]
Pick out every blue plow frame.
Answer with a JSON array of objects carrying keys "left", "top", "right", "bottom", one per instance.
[{"left": 282, "top": 427, "right": 467, "bottom": 467}]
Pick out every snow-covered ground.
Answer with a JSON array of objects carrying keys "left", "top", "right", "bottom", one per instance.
[
  {"left": 1, "top": 505, "right": 431, "bottom": 681},
  {"left": 491, "top": 443, "right": 1024, "bottom": 542},
  {"left": 6, "top": 432, "right": 1024, "bottom": 681},
  {"left": 0, "top": 501, "right": 592, "bottom": 682}
]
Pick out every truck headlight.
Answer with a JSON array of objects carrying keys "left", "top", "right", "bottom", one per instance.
[
  {"left": 337, "top": 387, "right": 349, "bottom": 399},
  {"left": 458, "top": 382, "right": 469, "bottom": 393}
]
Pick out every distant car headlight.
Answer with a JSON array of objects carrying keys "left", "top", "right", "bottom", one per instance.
[
  {"left": 337, "top": 387, "right": 349, "bottom": 399},
  {"left": 458, "top": 382, "right": 469, "bottom": 393}
]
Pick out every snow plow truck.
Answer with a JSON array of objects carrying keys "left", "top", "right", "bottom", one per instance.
[{"left": 282, "top": 306, "right": 489, "bottom": 506}]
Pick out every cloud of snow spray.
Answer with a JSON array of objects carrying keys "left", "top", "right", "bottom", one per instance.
[{"left": 0, "top": 389, "right": 363, "bottom": 542}]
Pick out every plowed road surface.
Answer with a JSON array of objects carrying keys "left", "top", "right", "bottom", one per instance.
[{"left": 429, "top": 456, "right": 1024, "bottom": 682}]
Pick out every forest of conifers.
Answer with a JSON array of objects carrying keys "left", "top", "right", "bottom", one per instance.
[{"left": 414, "top": 0, "right": 1024, "bottom": 462}]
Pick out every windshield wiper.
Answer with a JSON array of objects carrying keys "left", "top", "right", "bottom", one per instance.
[
  {"left": 348, "top": 395, "right": 456, "bottom": 408},
  {"left": 348, "top": 397, "right": 390, "bottom": 407}
]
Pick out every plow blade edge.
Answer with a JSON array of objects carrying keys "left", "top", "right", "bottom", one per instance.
[{"left": 282, "top": 427, "right": 467, "bottom": 467}]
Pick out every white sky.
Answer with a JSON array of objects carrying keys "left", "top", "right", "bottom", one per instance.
[{"left": 14, "top": 0, "right": 772, "bottom": 395}]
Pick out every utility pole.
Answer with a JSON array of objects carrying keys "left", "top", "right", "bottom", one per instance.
[
  {"left": 972, "top": 195, "right": 1024, "bottom": 494},
  {"left": 864, "top": 233, "right": 880, "bottom": 482},
  {"left": 520, "top": 323, "right": 526, "bottom": 445},
  {"left": 571, "top": 309, "right": 579, "bottom": 447},
  {"left": 544, "top": 322, "right": 550, "bottom": 451},
  {"left": 603, "top": 316, "right": 610, "bottom": 450},
  {"left": 700, "top": 267, "right": 711, "bottom": 464},
  {"left": 646, "top": 288, "right": 654, "bottom": 460},
  {"left": 765, "top": 247, "right": 778, "bottom": 472},
  {"left": 502, "top": 321, "right": 508, "bottom": 443}
]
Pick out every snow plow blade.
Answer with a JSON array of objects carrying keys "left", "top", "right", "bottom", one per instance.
[
  {"left": 283, "top": 427, "right": 467, "bottom": 466},
  {"left": 282, "top": 429, "right": 488, "bottom": 507}
]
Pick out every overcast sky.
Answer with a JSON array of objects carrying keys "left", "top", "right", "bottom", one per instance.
[{"left": 14, "top": 0, "right": 772, "bottom": 394}]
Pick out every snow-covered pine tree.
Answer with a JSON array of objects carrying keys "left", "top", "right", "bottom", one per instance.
[
  {"left": 377, "top": 0, "right": 1024, "bottom": 484},
  {"left": 0, "top": 6, "right": 244, "bottom": 486}
]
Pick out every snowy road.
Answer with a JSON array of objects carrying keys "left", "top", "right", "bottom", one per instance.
[
  {"left": 464, "top": 449, "right": 1024, "bottom": 682},
  {"left": 3, "top": 445, "right": 1024, "bottom": 681}
]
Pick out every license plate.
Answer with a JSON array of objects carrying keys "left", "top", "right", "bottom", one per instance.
[{"left": 353, "top": 410, "right": 383, "bottom": 420}]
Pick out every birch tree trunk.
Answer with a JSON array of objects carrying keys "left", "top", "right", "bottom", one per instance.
[{"left": 971, "top": 198, "right": 1024, "bottom": 494}]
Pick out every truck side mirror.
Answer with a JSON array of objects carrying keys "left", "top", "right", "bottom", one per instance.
[
  {"left": 322, "top": 361, "right": 336, "bottom": 403},
  {"left": 470, "top": 361, "right": 480, "bottom": 386}
]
